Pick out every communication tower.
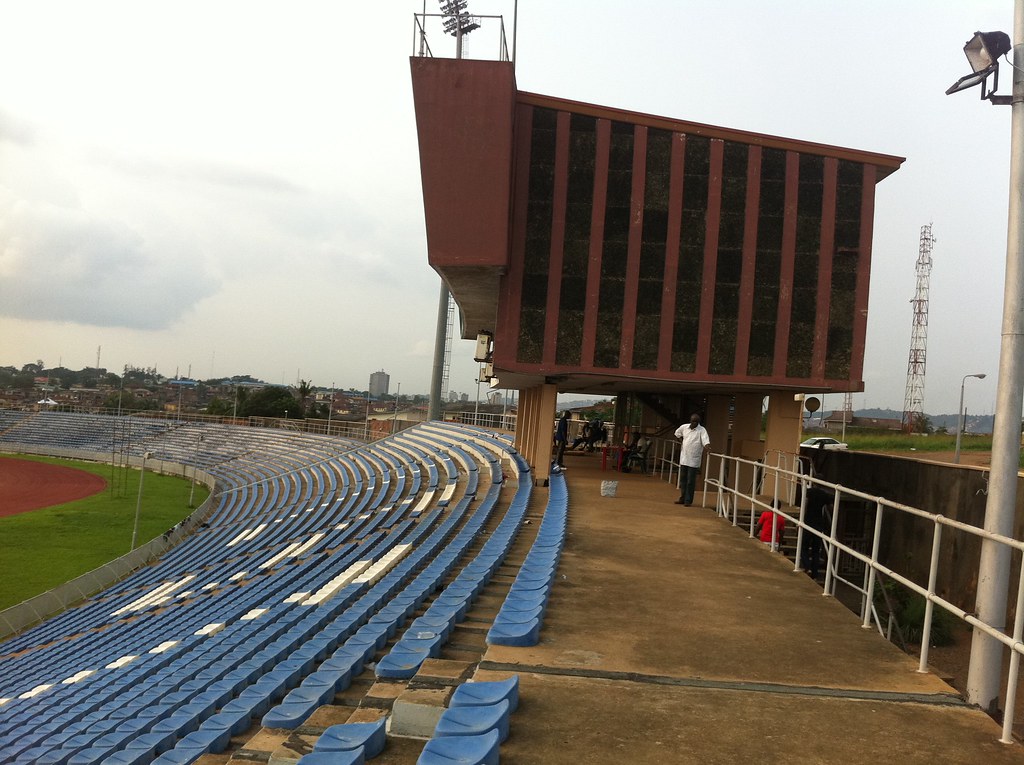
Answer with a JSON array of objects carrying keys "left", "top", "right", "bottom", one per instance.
[{"left": 902, "top": 224, "right": 934, "bottom": 432}]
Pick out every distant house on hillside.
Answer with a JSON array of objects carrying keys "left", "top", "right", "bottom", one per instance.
[{"left": 822, "top": 411, "right": 902, "bottom": 432}]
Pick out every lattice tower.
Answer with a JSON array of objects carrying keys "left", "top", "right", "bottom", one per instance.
[{"left": 902, "top": 224, "right": 934, "bottom": 432}]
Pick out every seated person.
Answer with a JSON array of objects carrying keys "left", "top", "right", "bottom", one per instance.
[
  {"left": 570, "top": 422, "right": 591, "bottom": 450},
  {"left": 754, "top": 499, "right": 786, "bottom": 550}
]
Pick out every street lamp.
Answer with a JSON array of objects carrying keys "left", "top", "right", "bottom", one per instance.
[
  {"left": 948, "top": 8, "right": 1024, "bottom": 728},
  {"left": 954, "top": 374, "right": 987, "bottom": 463},
  {"left": 131, "top": 451, "right": 154, "bottom": 551}
]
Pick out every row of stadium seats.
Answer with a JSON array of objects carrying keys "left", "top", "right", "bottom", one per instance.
[{"left": 0, "top": 412, "right": 555, "bottom": 765}]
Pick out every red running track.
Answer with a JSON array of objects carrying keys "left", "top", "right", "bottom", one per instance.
[{"left": 0, "top": 456, "right": 108, "bottom": 518}]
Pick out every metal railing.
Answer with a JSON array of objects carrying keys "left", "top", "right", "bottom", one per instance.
[
  {"left": 413, "top": 12, "right": 511, "bottom": 62},
  {"left": 446, "top": 411, "right": 516, "bottom": 431},
  {"left": 705, "top": 451, "right": 1024, "bottom": 744}
]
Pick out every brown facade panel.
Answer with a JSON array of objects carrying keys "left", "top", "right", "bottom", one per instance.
[
  {"left": 772, "top": 151, "right": 800, "bottom": 378},
  {"left": 465, "top": 90, "right": 900, "bottom": 393},
  {"left": 542, "top": 111, "right": 572, "bottom": 366},
  {"left": 851, "top": 164, "right": 878, "bottom": 383},
  {"left": 733, "top": 146, "right": 763, "bottom": 376},
  {"left": 498, "top": 103, "right": 534, "bottom": 364},
  {"left": 581, "top": 119, "right": 611, "bottom": 368},
  {"left": 555, "top": 114, "right": 598, "bottom": 366},
  {"left": 619, "top": 125, "right": 648, "bottom": 370},
  {"left": 657, "top": 133, "right": 686, "bottom": 372},
  {"left": 812, "top": 157, "right": 839, "bottom": 379}
]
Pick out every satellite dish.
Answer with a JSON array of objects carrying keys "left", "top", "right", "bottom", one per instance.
[{"left": 805, "top": 396, "right": 821, "bottom": 414}]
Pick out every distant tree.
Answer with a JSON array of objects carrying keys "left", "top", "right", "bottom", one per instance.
[
  {"left": 205, "top": 398, "right": 234, "bottom": 416},
  {"left": 910, "top": 413, "right": 932, "bottom": 434},
  {"left": 297, "top": 380, "right": 314, "bottom": 416},
  {"left": 102, "top": 391, "right": 159, "bottom": 411},
  {"left": 239, "top": 386, "right": 299, "bottom": 418}
]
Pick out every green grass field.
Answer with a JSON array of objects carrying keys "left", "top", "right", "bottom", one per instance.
[
  {"left": 843, "top": 432, "right": 993, "bottom": 452},
  {"left": 0, "top": 455, "right": 208, "bottom": 610}
]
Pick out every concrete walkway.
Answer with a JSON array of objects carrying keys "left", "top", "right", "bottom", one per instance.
[{"left": 473, "top": 453, "right": 1024, "bottom": 764}]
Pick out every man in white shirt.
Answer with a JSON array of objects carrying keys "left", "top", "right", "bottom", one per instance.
[{"left": 674, "top": 413, "right": 710, "bottom": 506}]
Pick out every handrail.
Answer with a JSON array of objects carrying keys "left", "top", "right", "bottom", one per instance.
[{"left": 705, "top": 451, "right": 1024, "bottom": 744}]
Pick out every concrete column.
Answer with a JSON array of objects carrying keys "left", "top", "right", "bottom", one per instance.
[
  {"left": 762, "top": 392, "right": 803, "bottom": 503},
  {"left": 613, "top": 395, "right": 629, "bottom": 445},
  {"left": 514, "top": 383, "right": 558, "bottom": 479},
  {"left": 703, "top": 395, "right": 731, "bottom": 501},
  {"left": 732, "top": 394, "right": 766, "bottom": 501}
]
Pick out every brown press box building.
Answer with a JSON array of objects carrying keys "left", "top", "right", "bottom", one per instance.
[{"left": 411, "top": 56, "right": 903, "bottom": 474}]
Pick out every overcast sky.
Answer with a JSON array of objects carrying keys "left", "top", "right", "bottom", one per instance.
[{"left": 0, "top": 1, "right": 1013, "bottom": 414}]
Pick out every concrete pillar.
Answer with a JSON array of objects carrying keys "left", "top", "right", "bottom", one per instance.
[
  {"left": 514, "top": 383, "right": 558, "bottom": 479},
  {"left": 762, "top": 392, "right": 803, "bottom": 503},
  {"left": 732, "top": 394, "right": 766, "bottom": 501},
  {"left": 703, "top": 395, "right": 731, "bottom": 501},
  {"left": 613, "top": 395, "right": 629, "bottom": 445}
]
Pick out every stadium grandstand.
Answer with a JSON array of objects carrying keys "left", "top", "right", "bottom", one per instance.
[{"left": 1, "top": 411, "right": 1022, "bottom": 764}]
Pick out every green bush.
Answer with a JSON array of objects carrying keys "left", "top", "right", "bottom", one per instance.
[{"left": 878, "top": 579, "right": 956, "bottom": 647}]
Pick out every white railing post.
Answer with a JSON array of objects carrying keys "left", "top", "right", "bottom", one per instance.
[
  {"left": 860, "top": 501, "right": 885, "bottom": 629},
  {"left": 793, "top": 479, "right": 808, "bottom": 573},
  {"left": 918, "top": 521, "right": 944, "bottom": 673},
  {"left": 1000, "top": 561, "right": 1024, "bottom": 743},
  {"left": 822, "top": 491, "right": 841, "bottom": 598},
  {"left": 731, "top": 458, "right": 741, "bottom": 525},
  {"left": 715, "top": 457, "right": 726, "bottom": 518}
]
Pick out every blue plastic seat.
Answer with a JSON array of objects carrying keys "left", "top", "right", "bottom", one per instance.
[
  {"left": 434, "top": 700, "right": 509, "bottom": 743},
  {"left": 416, "top": 729, "right": 500, "bottom": 765},
  {"left": 314, "top": 716, "right": 387, "bottom": 758},
  {"left": 297, "top": 750, "right": 364, "bottom": 765},
  {"left": 449, "top": 676, "right": 519, "bottom": 713},
  {"left": 486, "top": 618, "right": 541, "bottom": 647},
  {"left": 375, "top": 647, "right": 431, "bottom": 680}
]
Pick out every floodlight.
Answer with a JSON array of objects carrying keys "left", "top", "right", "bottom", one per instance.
[
  {"left": 946, "top": 30, "right": 1013, "bottom": 104},
  {"left": 964, "top": 31, "right": 1011, "bottom": 73}
]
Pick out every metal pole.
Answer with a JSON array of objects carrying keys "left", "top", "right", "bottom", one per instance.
[
  {"left": 327, "top": 381, "right": 335, "bottom": 436},
  {"left": 954, "top": 375, "right": 968, "bottom": 464},
  {"left": 968, "top": 0, "right": 1024, "bottom": 714},
  {"left": 189, "top": 434, "right": 203, "bottom": 508},
  {"left": 512, "top": 0, "right": 518, "bottom": 66},
  {"left": 130, "top": 452, "right": 150, "bottom": 551},
  {"left": 365, "top": 391, "right": 371, "bottom": 441},
  {"left": 474, "top": 365, "right": 481, "bottom": 425},
  {"left": 427, "top": 284, "right": 450, "bottom": 421},
  {"left": 392, "top": 382, "right": 401, "bottom": 434}
]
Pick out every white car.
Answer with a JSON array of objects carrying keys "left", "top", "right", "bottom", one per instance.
[{"left": 800, "top": 436, "right": 848, "bottom": 450}]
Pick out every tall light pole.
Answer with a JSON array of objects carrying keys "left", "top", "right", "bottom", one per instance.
[
  {"left": 474, "top": 364, "right": 482, "bottom": 425},
  {"left": 189, "top": 434, "right": 204, "bottom": 508},
  {"left": 947, "top": 10, "right": 1024, "bottom": 719},
  {"left": 131, "top": 451, "right": 153, "bottom": 551},
  {"left": 954, "top": 373, "right": 987, "bottom": 463},
  {"left": 392, "top": 382, "right": 401, "bottom": 434},
  {"left": 327, "top": 381, "right": 335, "bottom": 436}
]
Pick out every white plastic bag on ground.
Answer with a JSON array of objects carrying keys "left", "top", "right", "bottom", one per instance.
[{"left": 600, "top": 480, "right": 618, "bottom": 497}]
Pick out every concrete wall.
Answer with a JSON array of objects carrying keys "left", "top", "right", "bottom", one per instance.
[{"left": 812, "top": 449, "right": 1013, "bottom": 613}]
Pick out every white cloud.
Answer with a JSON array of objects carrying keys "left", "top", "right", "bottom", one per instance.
[{"left": 0, "top": 196, "right": 219, "bottom": 329}]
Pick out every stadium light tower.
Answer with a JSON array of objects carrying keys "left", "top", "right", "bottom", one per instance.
[
  {"left": 427, "top": 0, "right": 480, "bottom": 422},
  {"left": 131, "top": 451, "right": 154, "bottom": 551}
]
